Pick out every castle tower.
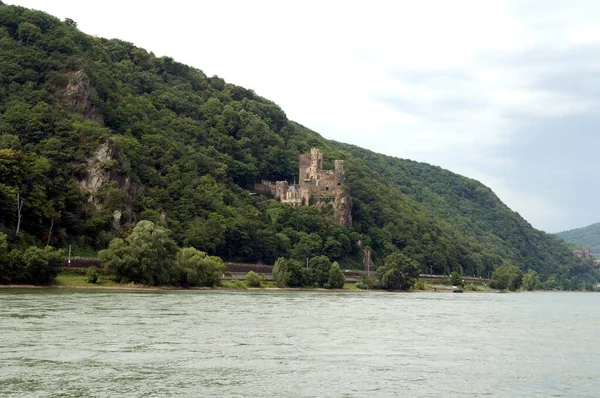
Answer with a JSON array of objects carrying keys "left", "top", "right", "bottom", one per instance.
[{"left": 334, "top": 160, "right": 345, "bottom": 187}]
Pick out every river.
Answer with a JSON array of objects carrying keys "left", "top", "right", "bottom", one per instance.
[{"left": 1, "top": 289, "right": 599, "bottom": 397}]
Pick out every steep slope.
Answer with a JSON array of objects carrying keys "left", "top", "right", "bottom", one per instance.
[
  {"left": 557, "top": 223, "right": 600, "bottom": 256},
  {"left": 0, "top": 4, "right": 597, "bottom": 288}
]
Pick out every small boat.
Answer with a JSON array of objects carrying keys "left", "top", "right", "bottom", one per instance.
[{"left": 453, "top": 288, "right": 463, "bottom": 293}]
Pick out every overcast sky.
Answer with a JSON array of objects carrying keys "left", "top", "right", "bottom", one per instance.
[{"left": 7, "top": 0, "right": 600, "bottom": 233}]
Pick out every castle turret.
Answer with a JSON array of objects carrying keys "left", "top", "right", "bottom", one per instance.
[{"left": 334, "top": 160, "right": 345, "bottom": 186}]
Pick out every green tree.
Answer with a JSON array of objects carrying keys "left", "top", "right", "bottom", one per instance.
[
  {"left": 327, "top": 261, "right": 345, "bottom": 289},
  {"left": 307, "top": 255, "right": 332, "bottom": 287},
  {"left": 273, "top": 257, "right": 305, "bottom": 287},
  {"left": 521, "top": 269, "right": 540, "bottom": 291},
  {"left": 490, "top": 263, "right": 523, "bottom": 291},
  {"left": 376, "top": 251, "right": 420, "bottom": 290},
  {"left": 99, "top": 220, "right": 177, "bottom": 285},
  {"left": 19, "top": 246, "right": 64, "bottom": 285},
  {"left": 449, "top": 271, "right": 462, "bottom": 286},
  {"left": 173, "top": 247, "right": 225, "bottom": 287}
]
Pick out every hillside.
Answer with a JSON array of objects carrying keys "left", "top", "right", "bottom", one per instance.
[
  {"left": 556, "top": 223, "right": 600, "bottom": 257},
  {"left": 0, "top": 3, "right": 597, "bottom": 289}
]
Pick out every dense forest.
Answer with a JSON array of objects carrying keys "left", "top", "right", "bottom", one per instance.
[
  {"left": 556, "top": 222, "right": 600, "bottom": 257},
  {"left": 0, "top": 3, "right": 597, "bottom": 289}
]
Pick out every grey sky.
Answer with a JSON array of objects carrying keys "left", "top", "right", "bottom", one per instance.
[{"left": 7, "top": 0, "right": 600, "bottom": 232}]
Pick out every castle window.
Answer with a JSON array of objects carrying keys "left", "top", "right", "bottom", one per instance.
[
  {"left": 338, "top": 183, "right": 341, "bottom": 186},
  {"left": 326, "top": 187, "right": 329, "bottom": 191}
]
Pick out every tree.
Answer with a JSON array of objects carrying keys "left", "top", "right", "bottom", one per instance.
[
  {"left": 521, "top": 269, "right": 540, "bottom": 291},
  {"left": 307, "top": 255, "right": 332, "bottom": 287},
  {"left": 490, "top": 263, "right": 523, "bottom": 291},
  {"left": 19, "top": 246, "right": 64, "bottom": 285},
  {"left": 273, "top": 257, "right": 305, "bottom": 287},
  {"left": 327, "top": 261, "right": 345, "bottom": 289},
  {"left": 376, "top": 251, "right": 420, "bottom": 290},
  {"left": 99, "top": 220, "right": 177, "bottom": 285},
  {"left": 173, "top": 247, "right": 225, "bottom": 287},
  {"left": 449, "top": 271, "right": 462, "bottom": 287}
]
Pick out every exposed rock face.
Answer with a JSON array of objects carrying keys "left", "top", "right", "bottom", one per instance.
[
  {"left": 358, "top": 240, "right": 375, "bottom": 275},
  {"left": 78, "top": 141, "right": 136, "bottom": 218},
  {"left": 65, "top": 69, "right": 104, "bottom": 125},
  {"left": 112, "top": 210, "right": 122, "bottom": 230},
  {"left": 335, "top": 193, "right": 352, "bottom": 227}
]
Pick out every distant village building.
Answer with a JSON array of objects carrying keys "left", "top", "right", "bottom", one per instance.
[{"left": 255, "top": 148, "right": 352, "bottom": 226}]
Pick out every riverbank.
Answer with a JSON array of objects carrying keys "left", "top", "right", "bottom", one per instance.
[{"left": 0, "top": 271, "right": 498, "bottom": 293}]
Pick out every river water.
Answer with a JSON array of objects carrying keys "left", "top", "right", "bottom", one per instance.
[{"left": 1, "top": 289, "right": 599, "bottom": 397}]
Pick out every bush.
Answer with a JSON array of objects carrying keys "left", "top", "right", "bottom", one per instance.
[
  {"left": 356, "top": 274, "right": 377, "bottom": 290},
  {"left": 414, "top": 279, "right": 425, "bottom": 290},
  {"left": 245, "top": 271, "right": 261, "bottom": 287},
  {"left": 86, "top": 266, "right": 99, "bottom": 284}
]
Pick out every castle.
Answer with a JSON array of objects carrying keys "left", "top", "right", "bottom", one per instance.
[
  {"left": 572, "top": 247, "right": 595, "bottom": 261},
  {"left": 255, "top": 148, "right": 352, "bottom": 226}
]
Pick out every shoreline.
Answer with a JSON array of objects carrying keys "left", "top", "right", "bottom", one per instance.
[{"left": 0, "top": 283, "right": 503, "bottom": 293}]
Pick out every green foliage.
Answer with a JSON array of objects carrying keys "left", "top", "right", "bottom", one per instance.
[
  {"left": 376, "top": 251, "right": 420, "bottom": 290},
  {"left": 307, "top": 255, "right": 332, "bottom": 287},
  {"left": 490, "top": 263, "right": 524, "bottom": 291},
  {"left": 0, "top": 234, "right": 64, "bottom": 285},
  {"left": 556, "top": 222, "right": 600, "bottom": 257},
  {"left": 327, "top": 261, "right": 345, "bottom": 289},
  {"left": 99, "top": 220, "right": 177, "bottom": 285},
  {"left": 273, "top": 257, "right": 305, "bottom": 287},
  {"left": 85, "top": 266, "right": 99, "bottom": 284},
  {"left": 449, "top": 271, "right": 462, "bottom": 287},
  {"left": 521, "top": 269, "right": 540, "bottom": 291},
  {"left": 173, "top": 247, "right": 225, "bottom": 287},
  {"left": 0, "top": 4, "right": 596, "bottom": 291},
  {"left": 245, "top": 270, "right": 261, "bottom": 287},
  {"left": 356, "top": 273, "right": 377, "bottom": 290},
  {"left": 414, "top": 279, "right": 425, "bottom": 290}
]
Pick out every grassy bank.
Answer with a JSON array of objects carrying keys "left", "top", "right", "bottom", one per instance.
[{"left": 51, "top": 269, "right": 498, "bottom": 292}]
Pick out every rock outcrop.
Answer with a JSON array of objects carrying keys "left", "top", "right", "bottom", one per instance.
[
  {"left": 78, "top": 140, "right": 137, "bottom": 227},
  {"left": 65, "top": 69, "right": 104, "bottom": 125}
]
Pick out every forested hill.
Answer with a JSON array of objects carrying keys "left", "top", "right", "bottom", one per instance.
[
  {"left": 0, "top": 4, "right": 597, "bottom": 289},
  {"left": 557, "top": 223, "right": 600, "bottom": 257}
]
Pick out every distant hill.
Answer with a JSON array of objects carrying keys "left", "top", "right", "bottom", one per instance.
[
  {"left": 0, "top": 3, "right": 598, "bottom": 289},
  {"left": 556, "top": 223, "right": 600, "bottom": 256}
]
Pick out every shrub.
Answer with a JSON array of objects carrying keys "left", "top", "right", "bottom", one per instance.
[
  {"left": 245, "top": 271, "right": 261, "bottom": 287},
  {"left": 86, "top": 266, "right": 99, "bottom": 284},
  {"left": 414, "top": 279, "right": 425, "bottom": 290}
]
